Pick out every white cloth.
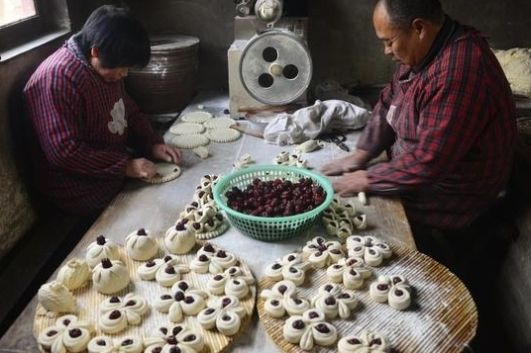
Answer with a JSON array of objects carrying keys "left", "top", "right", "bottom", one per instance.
[{"left": 263, "top": 100, "right": 370, "bottom": 145}]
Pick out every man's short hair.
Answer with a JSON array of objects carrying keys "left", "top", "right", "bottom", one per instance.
[
  {"left": 75, "top": 5, "right": 150, "bottom": 68},
  {"left": 378, "top": 0, "right": 445, "bottom": 28}
]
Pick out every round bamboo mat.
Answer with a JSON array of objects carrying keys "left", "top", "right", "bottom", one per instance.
[
  {"left": 257, "top": 241, "right": 477, "bottom": 353},
  {"left": 34, "top": 241, "right": 256, "bottom": 353}
]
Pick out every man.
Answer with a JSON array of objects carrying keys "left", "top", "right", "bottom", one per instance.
[
  {"left": 24, "top": 5, "right": 181, "bottom": 215},
  {"left": 322, "top": 0, "right": 516, "bottom": 233}
]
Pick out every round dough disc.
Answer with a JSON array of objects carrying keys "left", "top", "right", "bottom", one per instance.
[
  {"left": 181, "top": 111, "right": 214, "bottom": 123},
  {"left": 204, "top": 117, "right": 237, "bottom": 129},
  {"left": 169, "top": 122, "right": 205, "bottom": 135},
  {"left": 206, "top": 128, "right": 241, "bottom": 143},
  {"left": 142, "top": 163, "right": 182, "bottom": 184},
  {"left": 171, "top": 134, "right": 210, "bottom": 149}
]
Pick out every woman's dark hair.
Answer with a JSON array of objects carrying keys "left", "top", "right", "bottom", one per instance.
[
  {"left": 75, "top": 5, "right": 150, "bottom": 68},
  {"left": 378, "top": 0, "right": 444, "bottom": 28}
]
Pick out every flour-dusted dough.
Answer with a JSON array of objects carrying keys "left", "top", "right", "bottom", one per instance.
[
  {"left": 206, "top": 266, "right": 255, "bottom": 299},
  {"left": 125, "top": 228, "right": 159, "bottom": 260},
  {"left": 88, "top": 336, "right": 143, "bottom": 353},
  {"left": 206, "top": 128, "right": 241, "bottom": 143},
  {"left": 494, "top": 47, "right": 531, "bottom": 97},
  {"left": 369, "top": 275, "right": 412, "bottom": 310},
  {"left": 264, "top": 252, "right": 311, "bottom": 286},
  {"left": 181, "top": 111, "right": 214, "bottom": 123},
  {"left": 338, "top": 330, "right": 391, "bottom": 353},
  {"left": 346, "top": 235, "right": 392, "bottom": 266},
  {"left": 171, "top": 134, "right": 210, "bottom": 149},
  {"left": 38, "top": 280, "right": 78, "bottom": 313},
  {"left": 204, "top": 117, "right": 237, "bottom": 129},
  {"left": 192, "top": 146, "right": 209, "bottom": 159},
  {"left": 295, "top": 139, "right": 324, "bottom": 153},
  {"left": 169, "top": 122, "right": 205, "bottom": 135},
  {"left": 92, "top": 259, "right": 130, "bottom": 294},
  {"left": 57, "top": 258, "right": 91, "bottom": 290},
  {"left": 143, "top": 163, "right": 182, "bottom": 184}
]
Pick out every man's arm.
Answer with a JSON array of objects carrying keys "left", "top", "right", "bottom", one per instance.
[{"left": 321, "top": 74, "right": 397, "bottom": 176}]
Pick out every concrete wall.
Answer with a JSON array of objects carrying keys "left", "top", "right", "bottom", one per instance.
[{"left": 116, "top": 0, "right": 531, "bottom": 89}]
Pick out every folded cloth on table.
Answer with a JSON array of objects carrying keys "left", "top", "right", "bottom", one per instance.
[{"left": 263, "top": 100, "right": 370, "bottom": 145}]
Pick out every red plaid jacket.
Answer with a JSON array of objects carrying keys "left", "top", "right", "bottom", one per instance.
[
  {"left": 24, "top": 37, "right": 163, "bottom": 214},
  {"left": 357, "top": 19, "right": 516, "bottom": 229}
]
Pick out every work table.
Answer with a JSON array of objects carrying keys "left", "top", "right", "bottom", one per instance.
[{"left": 0, "top": 93, "right": 415, "bottom": 353}]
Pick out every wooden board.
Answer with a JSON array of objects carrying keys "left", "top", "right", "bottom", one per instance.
[
  {"left": 257, "top": 240, "right": 477, "bottom": 353},
  {"left": 34, "top": 241, "right": 256, "bottom": 353}
]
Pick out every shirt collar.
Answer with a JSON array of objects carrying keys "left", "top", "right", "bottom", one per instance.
[{"left": 412, "top": 15, "right": 457, "bottom": 73}]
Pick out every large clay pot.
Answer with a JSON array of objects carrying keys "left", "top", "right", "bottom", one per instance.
[{"left": 126, "top": 34, "right": 199, "bottom": 115}]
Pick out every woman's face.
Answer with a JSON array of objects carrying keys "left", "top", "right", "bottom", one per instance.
[{"left": 89, "top": 48, "right": 129, "bottom": 83}]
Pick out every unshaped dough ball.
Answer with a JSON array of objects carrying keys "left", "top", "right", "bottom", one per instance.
[
  {"left": 38, "top": 280, "right": 77, "bottom": 313},
  {"left": 57, "top": 258, "right": 91, "bottom": 290}
]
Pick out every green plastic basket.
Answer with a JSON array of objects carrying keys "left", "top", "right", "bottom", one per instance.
[{"left": 213, "top": 165, "right": 334, "bottom": 241}]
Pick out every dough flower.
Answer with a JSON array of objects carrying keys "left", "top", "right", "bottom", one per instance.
[
  {"left": 197, "top": 295, "right": 247, "bottom": 336},
  {"left": 311, "top": 283, "right": 359, "bottom": 319},
  {"left": 144, "top": 323, "right": 205, "bottom": 353},
  {"left": 98, "top": 293, "right": 149, "bottom": 334},
  {"left": 260, "top": 280, "right": 310, "bottom": 318},
  {"left": 264, "top": 252, "right": 311, "bottom": 286},
  {"left": 207, "top": 266, "right": 255, "bottom": 298},
  {"left": 154, "top": 280, "right": 208, "bottom": 322},
  {"left": 87, "top": 335, "right": 144, "bottom": 353},
  {"left": 37, "top": 314, "right": 94, "bottom": 353},
  {"left": 282, "top": 309, "right": 337, "bottom": 351},
  {"left": 326, "top": 256, "right": 372, "bottom": 289},
  {"left": 338, "top": 330, "right": 390, "bottom": 353},
  {"left": 369, "top": 275, "right": 412, "bottom": 310},
  {"left": 346, "top": 235, "right": 392, "bottom": 266},
  {"left": 137, "top": 254, "right": 190, "bottom": 287},
  {"left": 302, "top": 236, "right": 344, "bottom": 268},
  {"left": 189, "top": 243, "right": 237, "bottom": 274}
]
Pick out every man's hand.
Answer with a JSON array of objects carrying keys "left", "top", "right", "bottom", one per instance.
[
  {"left": 126, "top": 158, "right": 156, "bottom": 179},
  {"left": 321, "top": 149, "right": 371, "bottom": 176},
  {"left": 152, "top": 143, "right": 182, "bottom": 164},
  {"left": 332, "top": 170, "right": 369, "bottom": 197}
]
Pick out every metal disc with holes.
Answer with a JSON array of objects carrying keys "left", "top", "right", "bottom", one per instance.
[{"left": 240, "top": 30, "right": 312, "bottom": 105}]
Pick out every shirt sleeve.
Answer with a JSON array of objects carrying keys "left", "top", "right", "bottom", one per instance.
[
  {"left": 367, "top": 44, "right": 490, "bottom": 194},
  {"left": 122, "top": 86, "right": 164, "bottom": 155},
  {"left": 356, "top": 73, "right": 398, "bottom": 158},
  {"left": 25, "top": 69, "right": 129, "bottom": 179}
]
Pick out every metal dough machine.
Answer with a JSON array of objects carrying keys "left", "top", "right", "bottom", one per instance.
[{"left": 228, "top": 0, "right": 312, "bottom": 116}]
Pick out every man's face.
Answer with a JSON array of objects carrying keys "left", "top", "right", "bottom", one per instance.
[
  {"left": 89, "top": 48, "right": 129, "bottom": 83},
  {"left": 373, "top": 2, "right": 423, "bottom": 67}
]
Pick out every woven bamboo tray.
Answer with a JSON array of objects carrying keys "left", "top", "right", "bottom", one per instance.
[
  {"left": 34, "top": 241, "right": 256, "bottom": 353},
  {"left": 257, "top": 241, "right": 477, "bottom": 353}
]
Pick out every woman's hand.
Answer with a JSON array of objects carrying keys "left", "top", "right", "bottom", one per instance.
[
  {"left": 125, "top": 158, "right": 156, "bottom": 178},
  {"left": 152, "top": 143, "right": 182, "bottom": 164}
]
